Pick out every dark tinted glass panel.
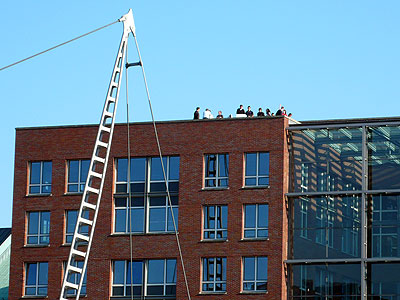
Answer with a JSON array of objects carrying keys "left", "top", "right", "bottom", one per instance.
[
  {"left": 150, "top": 196, "right": 166, "bottom": 206},
  {"left": 168, "top": 182, "right": 179, "bottom": 192},
  {"left": 30, "top": 162, "right": 41, "bottom": 184},
  {"left": 150, "top": 182, "right": 166, "bottom": 192},
  {"left": 205, "top": 155, "right": 216, "bottom": 178},
  {"left": 116, "top": 183, "right": 127, "bottom": 193},
  {"left": 112, "top": 286, "right": 123, "bottom": 296},
  {"left": 368, "top": 126, "right": 400, "bottom": 190},
  {"left": 218, "top": 154, "right": 229, "bottom": 177},
  {"left": 291, "top": 128, "right": 363, "bottom": 192},
  {"left": 243, "top": 257, "right": 255, "bottom": 281},
  {"left": 369, "top": 263, "right": 400, "bottom": 298},
  {"left": 131, "top": 182, "right": 145, "bottom": 193},
  {"left": 80, "top": 160, "right": 90, "bottom": 183},
  {"left": 291, "top": 264, "right": 361, "bottom": 297},
  {"left": 28, "top": 212, "right": 39, "bottom": 235},
  {"left": 68, "top": 160, "right": 79, "bottom": 182},
  {"left": 246, "top": 153, "right": 257, "bottom": 176},
  {"left": 115, "top": 197, "right": 127, "bottom": 207},
  {"left": 26, "top": 263, "right": 37, "bottom": 285},
  {"left": 259, "top": 152, "right": 269, "bottom": 176},
  {"left": 116, "top": 159, "right": 128, "bottom": 182},
  {"left": 126, "top": 261, "right": 143, "bottom": 284},
  {"left": 131, "top": 158, "right": 146, "bottom": 182},
  {"left": 147, "top": 285, "right": 163, "bottom": 295},
  {"left": 150, "top": 157, "right": 167, "bottom": 181},
  {"left": 42, "top": 162, "right": 52, "bottom": 184},
  {"left": 148, "top": 260, "right": 164, "bottom": 284},
  {"left": 169, "top": 156, "right": 180, "bottom": 180},
  {"left": 165, "top": 285, "right": 176, "bottom": 295}
]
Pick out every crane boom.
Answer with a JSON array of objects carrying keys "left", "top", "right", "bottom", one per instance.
[{"left": 60, "top": 9, "right": 135, "bottom": 300}]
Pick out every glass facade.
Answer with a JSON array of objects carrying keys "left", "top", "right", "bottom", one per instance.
[{"left": 288, "top": 124, "right": 400, "bottom": 299}]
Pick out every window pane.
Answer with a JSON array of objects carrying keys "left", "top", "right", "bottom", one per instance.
[
  {"left": 42, "top": 162, "right": 52, "bottom": 184},
  {"left": 147, "top": 285, "right": 163, "bottom": 295},
  {"left": 117, "top": 159, "right": 128, "bottom": 182},
  {"left": 28, "top": 212, "right": 39, "bottom": 235},
  {"left": 38, "top": 262, "right": 48, "bottom": 285},
  {"left": 30, "top": 162, "right": 41, "bottom": 184},
  {"left": 68, "top": 160, "right": 79, "bottom": 183},
  {"left": 218, "top": 154, "right": 229, "bottom": 177},
  {"left": 244, "top": 229, "right": 256, "bottom": 238},
  {"left": 26, "top": 263, "right": 37, "bottom": 285},
  {"left": 115, "top": 210, "right": 126, "bottom": 232},
  {"left": 166, "top": 259, "right": 177, "bottom": 283},
  {"left": 40, "top": 212, "right": 50, "bottom": 234},
  {"left": 169, "top": 157, "right": 180, "bottom": 180},
  {"left": 149, "top": 208, "right": 166, "bottom": 231},
  {"left": 80, "top": 160, "right": 90, "bottom": 183},
  {"left": 148, "top": 260, "right": 164, "bottom": 284},
  {"left": 244, "top": 257, "right": 255, "bottom": 281},
  {"left": 66, "top": 211, "right": 78, "bottom": 233},
  {"left": 113, "top": 261, "right": 125, "bottom": 284},
  {"left": 245, "top": 178, "right": 257, "bottom": 186},
  {"left": 246, "top": 153, "right": 257, "bottom": 176},
  {"left": 130, "top": 208, "right": 144, "bottom": 232},
  {"left": 257, "top": 257, "right": 268, "bottom": 281},
  {"left": 151, "top": 157, "right": 167, "bottom": 181},
  {"left": 258, "top": 204, "right": 268, "bottom": 228},
  {"left": 221, "top": 206, "right": 228, "bottom": 229},
  {"left": 258, "top": 153, "right": 269, "bottom": 176},
  {"left": 167, "top": 207, "right": 178, "bottom": 231},
  {"left": 245, "top": 205, "right": 256, "bottom": 228},
  {"left": 131, "top": 158, "right": 146, "bottom": 182},
  {"left": 132, "top": 261, "right": 143, "bottom": 284}
]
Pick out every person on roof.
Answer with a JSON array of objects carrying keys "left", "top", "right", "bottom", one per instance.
[
  {"left": 236, "top": 105, "right": 245, "bottom": 115},
  {"left": 216, "top": 111, "right": 224, "bottom": 119},
  {"left": 257, "top": 108, "right": 265, "bottom": 117},
  {"left": 266, "top": 108, "right": 271, "bottom": 116},
  {"left": 246, "top": 106, "right": 254, "bottom": 117},
  {"left": 193, "top": 107, "right": 200, "bottom": 119},
  {"left": 203, "top": 108, "right": 213, "bottom": 119}
]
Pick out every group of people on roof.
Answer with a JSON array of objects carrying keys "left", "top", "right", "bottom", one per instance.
[{"left": 193, "top": 105, "right": 292, "bottom": 120}]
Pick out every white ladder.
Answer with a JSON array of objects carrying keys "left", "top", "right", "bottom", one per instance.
[{"left": 60, "top": 9, "right": 135, "bottom": 300}]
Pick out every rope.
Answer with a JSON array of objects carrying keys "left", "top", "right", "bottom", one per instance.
[
  {"left": 125, "top": 41, "right": 135, "bottom": 300},
  {"left": 0, "top": 20, "right": 118, "bottom": 72},
  {"left": 131, "top": 30, "right": 192, "bottom": 300}
]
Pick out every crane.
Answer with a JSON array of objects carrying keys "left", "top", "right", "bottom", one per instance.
[{"left": 59, "top": 9, "right": 136, "bottom": 300}]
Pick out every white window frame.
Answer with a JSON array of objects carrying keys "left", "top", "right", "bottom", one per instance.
[
  {"left": 63, "top": 261, "right": 87, "bottom": 296},
  {"left": 243, "top": 204, "right": 269, "bottom": 239},
  {"left": 201, "top": 257, "right": 227, "bottom": 293},
  {"left": 242, "top": 256, "right": 268, "bottom": 292},
  {"left": 114, "top": 156, "right": 179, "bottom": 234},
  {"left": 25, "top": 262, "right": 48, "bottom": 296},
  {"left": 203, "top": 205, "right": 228, "bottom": 240},
  {"left": 26, "top": 211, "right": 50, "bottom": 245},
  {"left": 28, "top": 161, "right": 52, "bottom": 195},
  {"left": 67, "top": 159, "right": 90, "bottom": 193},
  {"left": 65, "top": 210, "right": 89, "bottom": 245},
  {"left": 244, "top": 152, "right": 270, "bottom": 187},
  {"left": 204, "top": 154, "right": 229, "bottom": 188},
  {"left": 111, "top": 259, "right": 176, "bottom": 297}
]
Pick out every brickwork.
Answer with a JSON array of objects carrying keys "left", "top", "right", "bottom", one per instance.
[{"left": 10, "top": 116, "right": 289, "bottom": 300}]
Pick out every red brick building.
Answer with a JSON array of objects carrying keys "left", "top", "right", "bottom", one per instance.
[{"left": 10, "top": 116, "right": 289, "bottom": 300}]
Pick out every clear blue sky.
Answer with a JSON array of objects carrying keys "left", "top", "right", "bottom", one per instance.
[{"left": 1, "top": 1, "right": 400, "bottom": 227}]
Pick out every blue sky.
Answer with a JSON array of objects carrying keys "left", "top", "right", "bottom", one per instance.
[{"left": 1, "top": 1, "right": 400, "bottom": 227}]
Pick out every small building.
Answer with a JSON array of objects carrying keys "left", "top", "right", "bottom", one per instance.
[
  {"left": 0, "top": 228, "right": 11, "bottom": 300},
  {"left": 8, "top": 115, "right": 400, "bottom": 299}
]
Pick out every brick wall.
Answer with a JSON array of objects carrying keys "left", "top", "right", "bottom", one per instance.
[{"left": 10, "top": 116, "right": 289, "bottom": 300}]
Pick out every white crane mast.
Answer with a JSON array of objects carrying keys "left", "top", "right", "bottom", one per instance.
[{"left": 59, "top": 9, "right": 135, "bottom": 300}]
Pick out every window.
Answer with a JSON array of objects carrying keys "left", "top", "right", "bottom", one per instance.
[
  {"left": 65, "top": 210, "right": 89, "bottom": 244},
  {"left": 29, "top": 161, "right": 52, "bottom": 194},
  {"left": 243, "top": 204, "right": 268, "bottom": 239},
  {"left": 204, "top": 154, "right": 229, "bottom": 188},
  {"left": 25, "top": 262, "right": 48, "bottom": 296},
  {"left": 112, "top": 259, "right": 176, "bottom": 297},
  {"left": 114, "top": 156, "right": 179, "bottom": 234},
  {"left": 242, "top": 256, "right": 268, "bottom": 292},
  {"left": 203, "top": 205, "right": 227, "bottom": 240},
  {"left": 27, "top": 211, "right": 50, "bottom": 245},
  {"left": 244, "top": 152, "right": 269, "bottom": 186},
  {"left": 67, "top": 159, "right": 90, "bottom": 193},
  {"left": 64, "top": 261, "right": 87, "bottom": 296},
  {"left": 202, "top": 257, "right": 226, "bottom": 292}
]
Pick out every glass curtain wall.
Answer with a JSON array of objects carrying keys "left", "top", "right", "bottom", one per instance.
[{"left": 288, "top": 124, "right": 400, "bottom": 299}]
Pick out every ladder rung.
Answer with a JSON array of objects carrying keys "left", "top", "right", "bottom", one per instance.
[
  {"left": 93, "top": 156, "right": 105, "bottom": 164},
  {"left": 72, "top": 249, "right": 86, "bottom": 258},
  {"left": 68, "top": 265, "right": 83, "bottom": 274},
  {"left": 97, "top": 141, "right": 108, "bottom": 148},
  {"left": 87, "top": 186, "right": 99, "bottom": 194},
  {"left": 64, "top": 281, "right": 79, "bottom": 290},
  {"left": 100, "top": 125, "right": 111, "bottom": 133},
  {"left": 60, "top": 297, "right": 67, "bottom": 300},
  {"left": 107, "top": 97, "right": 116, "bottom": 103},
  {"left": 104, "top": 111, "right": 113, "bottom": 118},
  {"left": 76, "top": 233, "right": 90, "bottom": 242},
  {"left": 90, "top": 170, "right": 103, "bottom": 179},
  {"left": 82, "top": 202, "right": 96, "bottom": 210},
  {"left": 79, "top": 217, "right": 93, "bottom": 226},
  {"left": 111, "top": 81, "right": 119, "bottom": 87}
]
